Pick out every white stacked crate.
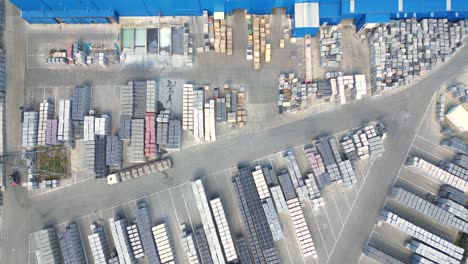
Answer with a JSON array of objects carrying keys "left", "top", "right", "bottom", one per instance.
[
  {"left": 33, "top": 228, "right": 63, "bottom": 264},
  {"left": 182, "top": 84, "right": 194, "bottom": 131},
  {"left": 83, "top": 116, "right": 96, "bottom": 141},
  {"left": 98, "top": 52, "right": 108, "bottom": 67},
  {"left": 58, "top": 100, "right": 72, "bottom": 141},
  {"left": 191, "top": 179, "right": 225, "bottom": 264},
  {"left": 181, "top": 225, "right": 200, "bottom": 264},
  {"left": 38, "top": 100, "right": 54, "bottom": 146},
  {"left": 270, "top": 185, "right": 288, "bottom": 213},
  {"left": 22, "top": 111, "right": 38, "bottom": 148},
  {"left": 435, "top": 198, "right": 468, "bottom": 220},
  {"left": 380, "top": 210, "right": 464, "bottom": 261},
  {"left": 407, "top": 156, "right": 468, "bottom": 192},
  {"left": 284, "top": 150, "right": 304, "bottom": 188},
  {"left": 337, "top": 160, "right": 357, "bottom": 186},
  {"left": 193, "top": 89, "right": 205, "bottom": 142},
  {"left": 152, "top": 223, "right": 175, "bottom": 264},
  {"left": 109, "top": 217, "right": 135, "bottom": 264},
  {"left": 390, "top": 188, "right": 468, "bottom": 233},
  {"left": 204, "top": 100, "right": 216, "bottom": 142},
  {"left": 127, "top": 224, "right": 144, "bottom": 259},
  {"left": 210, "top": 198, "right": 238, "bottom": 262},
  {"left": 286, "top": 198, "right": 317, "bottom": 259},
  {"left": 88, "top": 225, "right": 110, "bottom": 264},
  {"left": 94, "top": 115, "right": 111, "bottom": 136},
  {"left": 353, "top": 75, "right": 367, "bottom": 100},
  {"left": 305, "top": 175, "right": 324, "bottom": 209},
  {"left": 252, "top": 166, "right": 270, "bottom": 200},
  {"left": 262, "top": 197, "right": 283, "bottom": 241},
  {"left": 406, "top": 239, "right": 460, "bottom": 264},
  {"left": 442, "top": 163, "right": 468, "bottom": 181},
  {"left": 146, "top": 80, "right": 157, "bottom": 112}
]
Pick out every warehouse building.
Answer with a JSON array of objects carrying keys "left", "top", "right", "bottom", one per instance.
[{"left": 9, "top": 0, "right": 468, "bottom": 36}]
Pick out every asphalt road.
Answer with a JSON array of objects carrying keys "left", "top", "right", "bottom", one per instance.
[{"left": 3, "top": 3, "right": 468, "bottom": 263}]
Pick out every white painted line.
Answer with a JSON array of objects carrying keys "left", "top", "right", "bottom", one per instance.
[
  {"left": 180, "top": 185, "right": 196, "bottom": 233},
  {"left": 76, "top": 221, "right": 89, "bottom": 264},
  {"left": 308, "top": 203, "right": 331, "bottom": 258},
  {"left": 341, "top": 187, "right": 352, "bottom": 211},
  {"left": 168, "top": 188, "right": 180, "bottom": 224},
  {"left": 281, "top": 239, "right": 294, "bottom": 264},
  {"left": 330, "top": 192, "right": 344, "bottom": 225},
  {"left": 322, "top": 204, "right": 337, "bottom": 241}
]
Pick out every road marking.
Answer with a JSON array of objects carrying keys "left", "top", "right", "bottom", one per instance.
[
  {"left": 281, "top": 239, "right": 295, "bottom": 264},
  {"left": 168, "top": 188, "right": 180, "bottom": 223},
  {"left": 180, "top": 185, "right": 196, "bottom": 232},
  {"left": 322, "top": 203, "right": 337, "bottom": 241},
  {"left": 330, "top": 192, "right": 344, "bottom": 225},
  {"left": 308, "top": 203, "right": 331, "bottom": 258},
  {"left": 324, "top": 157, "right": 376, "bottom": 264}
]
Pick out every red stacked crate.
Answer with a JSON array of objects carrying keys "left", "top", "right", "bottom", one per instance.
[{"left": 145, "top": 113, "right": 156, "bottom": 157}]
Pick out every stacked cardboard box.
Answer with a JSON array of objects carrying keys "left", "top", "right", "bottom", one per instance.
[
  {"left": 236, "top": 88, "right": 247, "bottom": 126},
  {"left": 227, "top": 27, "right": 233, "bottom": 55},
  {"left": 253, "top": 16, "right": 261, "bottom": 69},
  {"left": 182, "top": 84, "right": 194, "bottom": 131},
  {"left": 204, "top": 100, "right": 216, "bottom": 142}
]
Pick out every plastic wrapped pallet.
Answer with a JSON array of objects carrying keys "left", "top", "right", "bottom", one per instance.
[
  {"left": 106, "top": 136, "right": 123, "bottom": 169},
  {"left": 191, "top": 180, "right": 225, "bottom": 264},
  {"left": 305, "top": 175, "right": 325, "bottom": 209},
  {"left": 262, "top": 197, "right": 283, "bottom": 241},
  {"left": 145, "top": 113, "right": 156, "bottom": 157},
  {"left": 33, "top": 228, "right": 63, "bottom": 264},
  {"left": 58, "top": 223, "right": 86, "bottom": 264},
  {"left": 71, "top": 85, "right": 91, "bottom": 121},
  {"left": 252, "top": 166, "right": 270, "bottom": 200},
  {"left": 119, "top": 115, "right": 132, "bottom": 140},
  {"left": 194, "top": 228, "right": 214, "bottom": 264},
  {"left": 181, "top": 225, "right": 200, "bottom": 264},
  {"left": 109, "top": 217, "right": 135, "bottom": 264},
  {"left": 94, "top": 115, "right": 111, "bottom": 136},
  {"left": 379, "top": 210, "right": 464, "bottom": 260},
  {"left": 389, "top": 188, "right": 468, "bottom": 232},
  {"left": 167, "top": 119, "right": 182, "bottom": 150},
  {"left": 270, "top": 185, "right": 288, "bottom": 213},
  {"left": 152, "top": 223, "right": 175, "bottom": 264},
  {"left": 38, "top": 100, "right": 54, "bottom": 146},
  {"left": 120, "top": 83, "right": 134, "bottom": 116},
  {"left": 130, "top": 119, "right": 145, "bottom": 162},
  {"left": 146, "top": 80, "right": 158, "bottom": 112},
  {"left": 22, "top": 111, "right": 38, "bottom": 148},
  {"left": 210, "top": 198, "right": 238, "bottom": 262},
  {"left": 88, "top": 225, "right": 110, "bottom": 264},
  {"left": 286, "top": 198, "right": 317, "bottom": 258},
  {"left": 127, "top": 224, "right": 144, "bottom": 259}
]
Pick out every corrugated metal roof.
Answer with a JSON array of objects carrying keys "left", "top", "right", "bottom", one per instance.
[{"left": 295, "top": 2, "right": 320, "bottom": 28}]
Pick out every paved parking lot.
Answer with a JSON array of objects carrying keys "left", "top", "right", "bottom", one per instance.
[{"left": 27, "top": 126, "right": 380, "bottom": 264}]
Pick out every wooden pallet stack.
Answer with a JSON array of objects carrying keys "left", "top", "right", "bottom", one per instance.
[
  {"left": 227, "top": 27, "right": 233, "bottom": 55},
  {"left": 214, "top": 19, "right": 227, "bottom": 53},
  {"left": 253, "top": 16, "right": 261, "bottom": 69},
  {"left": 236, "top": 87, "right": 247, "bottom": 127}
]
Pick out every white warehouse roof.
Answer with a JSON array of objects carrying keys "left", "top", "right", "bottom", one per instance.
[
  {"left": 445, "top": 105, "right": 468, "bottom": 132},
  {"left": 294, "top": 2, "right": 320, "bottom": 28}
]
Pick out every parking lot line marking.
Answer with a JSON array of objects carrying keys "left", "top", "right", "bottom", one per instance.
[
  {"left": 180, "top": 186, "right": 196, "bottom": 232},
  {"left": 280, "top": 239, "right": 294, "bottom": 264},
  {"left": 28, "top": 233, "right": 31, "bottom": 264},
  {"left": 168, "top": 189, "right": 181, "bottom": 224},
  {"left": 322, "top": 204, "right": 337, "bottom": 241},
  {"left": 410, "top": 144, "right": 447, "bottom": 162},
  {"left": 397, "top": 174, "right": 437, "bottom": 195},
  {"left": 341, "top": 187, "right": 352, "bottom": 211},
  {"left": 76, "top": 221, "right": 89, "bottom": 264},
  {"left": 308, "top": 204, "right": 331, "bottom": 258},
  {"left": 323, "top": 157, "right": 375, "bottom": 264},
  {"left": 330, "top": 192, "right": 344, "bottom": 225},
  {"left": 416, "top": 135, "right": 457, "bottom": 155}
]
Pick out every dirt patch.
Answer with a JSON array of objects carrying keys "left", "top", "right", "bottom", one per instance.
[{"left": 36, "top": 146, "right": 71, "bottom": 180}]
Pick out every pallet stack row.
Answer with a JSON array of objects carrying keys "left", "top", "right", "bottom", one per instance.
[
  {"left": 252, "top": 167, "right": 270, "bottom": 200},
  {"left": 83, "top": 116, "right": 95, "bottom": 141},
  {"left": 407, "top": 156, "right": 468, "bottom": 192},
  {"left": 252, "top": 16, "right": 261, "bottom": 69},
  {"left": 363, "top": 244, "right": 405, "bottom": 264},
  {"left": 278, "top": 73, "right": 308, "bottom": 113},
  {"left": 380, "top": 210, "right": 464, "bottom": 261},
  {"left": 390, "top": 188, "right": 468, "bottom": 232},
  {"left": 182, "top": 84, "right": 194, "bottom": 131},
  {"left": 106, "top": 136, "right": 123, "bottom": 169},
  {"left": 94, "top": 115, "right": 110, "bottom": 135},
  {"left": 146, "top": 80, "right": 158, "bottom": 112},
  {"left": 22, "top": 111, "right": 38, "bottom": 148},
  {"left": 156, "top": 110, "right": 170, "bottom": 147},
  {"left": 130, "top": 119, "right": 145, "bottom": 162},
  {"left": 121, "top": 83, "right": 134, "bottom": 116},
  {"left": 210, "top": 197, "right": 238, "bottom": 262},
  {"left": 38, "top": 100, "right": 54, "bottom": 146},
  {"left": 194, "top": 228, "right": 214, "bottom": 264},
  {"left": 439, "top": 184, "right": 468, "bottom": 206},
  {"left": 441, "top": 137, "right": 467, "bottom": 154},
  {"left": 193, "top": 89, "right": 205, "bottom": 142},
  {"left": 435, "top": 198, "right": 467, "bottom": 220},
  {"left": 447, "top": 83, "right": 468, "bottom": 103},
  {"left": 304, "top": 35, "right": 313, "bottom": 82},
  {"left": 304, "top": 147, "right": 327, "bottom": 181},
  {"left": 133, "top": 81, "right": 147, "bottom": 118},
  {"left": 236, "top": 89, "right": 247, "bottom": 127},
  {"left": 33, "top": 228, "right": 63, "bottom": 264},
  {"left": 316, "top": 139, "right": 340, "bottom": 183},
  {"left": 45, "top": 119, "right": 59, "bottom": 145},
  {"left": 270, "top": 185, "right": 288, "bottom": 213},
  {"left": 109, "top": 217, "right": 135, "bottom": 264},
  {"left": 191, "top": 179, "right": 225, "bottom": 264},
  {"left": 0, "top": 49, "right": 5, "bottom": 101},
  {"left": 145, "top": 113, "right": 156, "bottom": 157},
  {"left": 287, "top": 198, "right": 318, "bottom": 258},
  {"left": 232, "top": 167, "right": 281, "bottom": 263},
  {"left": 204, "top": 100, "right": 216, "bottom": 142},
  {"left": 71, "top": 85, "right": 91, "bottom": 121},
  {"left": 441, "top": 162, "right": 468, "bottom": 181},
  {"left": 214, "top": 19, "right": 226, "bottom": 53},
  {"left": 353, "top": 75, "right": 367, "bottom": 100},
  {"left": 127, "top": 224, "right": 144, "bottom": 258},
  {"left": 454, "top": 154, "right": 468, "bottom": 170},
  {"left": 82, "top": 140, "right": 96, "bottom": 173},
  {"left": 235, "top": 238, "right": 252, "bottom": 264},
  {"left": 407, "top": 239, "right": 459, "bottom": 264},
  {"left": 119, "top": 115, "right": 132, "bottom": 139},
  {"left": 262, "top": 197, "right": 283, "bottom": 241},
  {"left": 227, "top": 27, "right": 232, "bottom": 55},
  {"left": 337, "top": 160, "right": 357, "bottom": 186},
  {"left": 305, "top": 175, "right": 325, "bottom": 209},
  {"left": 181, "top": 225, "right": 200, "bottom": 264},
  {"left": 152, "top": 223, "right": 175, "bottom": 264},
  {"left": 436, "top": 94, "right": 445, "bottom": 122},
  {"left": 88, "top": 225, "right": 111, "bottom": 264},
  {"left": 135, "top": 203, "right": 160, "bottom": 264},
  {"left": 58, "top": 223, "right": 86, "bottom": 264},
  {"left": 215, "top": 98, "right": 227, "bottom": 123},
  {"left": 167, "top": 119, "right": 182, "bottom": 150}
]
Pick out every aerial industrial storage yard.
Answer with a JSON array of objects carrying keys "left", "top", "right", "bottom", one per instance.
[{"left": 0, "top": 0, "right": 467, "bottom": 264}]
